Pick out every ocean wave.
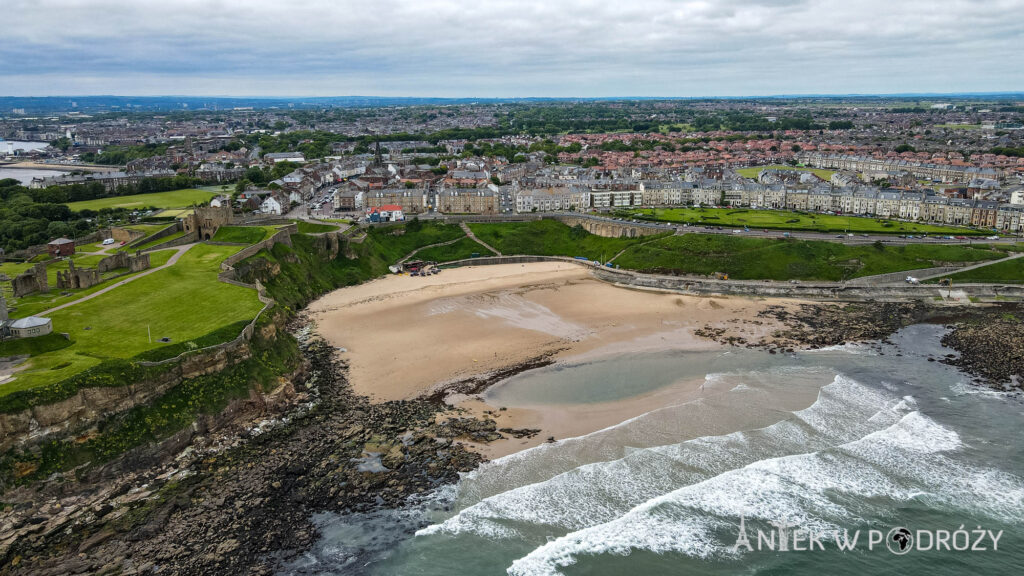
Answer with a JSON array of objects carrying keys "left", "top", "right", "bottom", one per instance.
[
  {"left": 422, "top": 375, "right": 903, "bottom": 541},
  {"left": 505, "top": 409, "right": 1022, "bottom": 576}
]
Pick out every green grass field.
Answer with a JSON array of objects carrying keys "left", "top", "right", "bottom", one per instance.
[
  {"left": 66, "top": 189, "right": 217, "bottom": 212},
  {"left": 734, "top": 165, "right": 836, "bottom": 180},
  {"left": 3, "top": 250, "right": 176, "bottom": 319},
  {"left": 625, "top": 207, "right": 986, "bottom": 236},
  {"left": 415, "top": 237, "right": 490, "bottom": 262},
  {"left": 152, "top": 208, "right": 194, "bottom": 218},
  {"left": 211, "top": 226, "right": 276, "bottom": 244},
  {"left": 2, "top": 244, "right": 263, "bottom": 394},
  {"left": 933, "top": 256, "right": 1024, "bottom": 284},
  {"left": 614, "top": 234, "right": 1005, "bottom": 281},
  {"left": 469, "top": 220, "right": 667, "bottom": 261}
]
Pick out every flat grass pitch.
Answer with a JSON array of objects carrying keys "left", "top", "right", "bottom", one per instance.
[
  {"left": 2, "top": 244, "right": 264, "bottom": 394},
  {"left": 65, "top": 189, "right": 217, "bottom": 212},
  {"left": 734, "top": 165, "right": 836, "bottom": 180},
  {"left": 627, "top": 207, "right": 987, "bottom": 235}
]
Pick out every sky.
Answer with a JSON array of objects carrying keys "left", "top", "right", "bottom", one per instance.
[{"left": 3, "top": 0, "right": 1024, "bottom": 97}]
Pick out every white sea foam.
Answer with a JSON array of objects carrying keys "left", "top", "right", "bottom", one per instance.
[
  {"left": 506, "top": 409, "right": 1024, "bottom": 576},
  {"left": 422, "top": 375, "right": 903, "bottom": 541}
]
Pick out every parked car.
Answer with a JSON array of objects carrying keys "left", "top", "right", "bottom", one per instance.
[{"left": 102, "top": 238, "right": 115, "bottom": 245}]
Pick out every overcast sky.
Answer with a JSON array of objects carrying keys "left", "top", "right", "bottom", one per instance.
[{"left": 4, "top": 0, "right": 1023, "bottom": 97}]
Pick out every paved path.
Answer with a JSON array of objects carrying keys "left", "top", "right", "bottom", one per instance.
[
  {"left": 37, "top": 244, "right": 196, "bottom": 317},
  {"left": 460, "top": 222, "right": 501, "bottom": 255},
  {"left": 916, "top": 251, "right": 1024, "bottom": 281},
  {"left": 398, "top": 236, "right": 467, "bottom": 265}
]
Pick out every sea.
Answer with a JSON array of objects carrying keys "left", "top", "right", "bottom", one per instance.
[
  {"left": 0, "top": 141, "right": 67, "bottom": 184},
  {"left": 282, "top": 324, "right": 1024, "bottom": 575}
]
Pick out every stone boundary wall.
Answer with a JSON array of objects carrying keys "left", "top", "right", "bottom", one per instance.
[
  {"left": 147, "top": 231, "right": 198, "bottom": 251},
  {"left": 219, "top": 224, "right": 297, "bottom": 271},
  {"left": 438, "top": 255, "right": 1024, "bottom": 301},
  {"left": 128, "top": 222, "right": 181, "bottom": 249},
  {"left": 107, "top": 227, "right": 146, "bottom": 244}
]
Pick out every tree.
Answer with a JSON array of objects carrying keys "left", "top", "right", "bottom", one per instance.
[
  {"left": 235, "top": 179, "right": 251, "bottom": 195},
  {"left": 490, "top": 175, "right": 501, "bottom": 186},
  {"left": 895, "top": 143, "right": 916, "bottom": 153},
  {"left": 791, "top": 144, "right": 801, "bottom": 152}
]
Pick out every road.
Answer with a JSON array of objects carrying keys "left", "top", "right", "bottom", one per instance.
[{"left": 37, "top": 243, "right": 196, "bottom": 317}]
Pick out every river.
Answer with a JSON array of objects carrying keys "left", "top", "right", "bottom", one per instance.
[{"left": 282, "top": 324, "right": 1023, "bottom": 575}]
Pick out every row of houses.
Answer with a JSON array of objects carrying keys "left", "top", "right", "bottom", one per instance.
[
  {"left": 355, "top": 178, "right": 1024, "bottom": 232},
  {"left": 798, "top": 152, "right": 1001, "bottom": 183},
  {"left": 30, "top": 169, "right": 177, "bottom": 190}
]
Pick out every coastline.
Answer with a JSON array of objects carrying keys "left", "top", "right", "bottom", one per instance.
[
  {"left": 5, "top": 261, "right": 1021, "bottom": 575},
  {"left": 308, "top": 262, "right": 798, "bottom": 457}
]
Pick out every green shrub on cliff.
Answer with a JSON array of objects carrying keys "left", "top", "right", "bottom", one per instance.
[
  {"left": 239, "top": 221, "right": 465, "bottom": 309},
  {"left": 0, "top": 320, "right": 300, "bottom": 485}
]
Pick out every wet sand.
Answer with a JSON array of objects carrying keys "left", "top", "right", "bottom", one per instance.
[{"left": 308, "top": 262, "right": 796, "bottom": 456}]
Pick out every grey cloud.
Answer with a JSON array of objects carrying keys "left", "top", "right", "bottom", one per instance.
[{"left": 2, "top": 0, "right": 1022, "bottom": 95}]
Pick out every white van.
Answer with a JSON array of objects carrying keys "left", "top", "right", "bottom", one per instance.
[{"left": 102, "top": 238, "right": 115, "bottom": 245}]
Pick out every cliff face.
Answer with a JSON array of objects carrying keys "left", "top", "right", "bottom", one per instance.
[
  {"left": 0, "top": 340, "right": 253, "bottom": 452},
  {"left": 0, "top": 308, "right": 302, "bottom": 487}
]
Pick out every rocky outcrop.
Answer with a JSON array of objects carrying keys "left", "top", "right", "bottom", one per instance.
[
  {"left": 941, "top": 318, "right": 1024, "bottom": 389},
  {"left": 2, "top": 336, "right": 486, "bottom": 575}
]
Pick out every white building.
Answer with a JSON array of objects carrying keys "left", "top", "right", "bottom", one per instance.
[
  {"left": 260, "top": 194, "right": 286, "bottom": 215},
  {"left": 9, "top": 316, "right": 53, "bottom": 339}
]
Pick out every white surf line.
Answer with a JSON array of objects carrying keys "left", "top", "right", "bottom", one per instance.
[{"left": 423, "top": 375, "right": 900, "bottom": 539}]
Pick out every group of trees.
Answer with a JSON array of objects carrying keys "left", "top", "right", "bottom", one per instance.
[
  {"left": 78, "top": 143, "right": 171, "bottom": 165},
  {"left": 691, "top": 112, "right": 825, "bottom": 132},
  {"left": 990, "top": 146, "right": 1024, "bottom": 158},
  {"left": 0, "top": 179, "right": 93, "bottom": 253}
]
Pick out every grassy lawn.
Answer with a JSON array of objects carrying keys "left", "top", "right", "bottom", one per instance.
[
  {"left": 66, "top": 189, "right": 217, "bottom": 212},
  {"left": 211, "top": 226, "right": 276, "bottom": 244},
  {"left": 625, "top": 207, "right": 986, "bottom": 236},
  {"left": 122, "top": 223, "right": 167, "bottom": 235},
  {"left": 415, "top": 237, "right": 488, "bottom": 262},
  {"left": 5, "top": 250, "right": 176, "bottom": 319},
  {"left": 469, "top": 220, "right": 667, "bottom": 261},
  {"left": 153, "top": 208, "right": 194, "bottom": 218},
  {"left": 734, "top": 165, "right": 836, "bottom": 180},
  {"left": 932, "top": 257, "right": 1024, "bottom": 284},
  {"left": 2, "top": 244, "right": 263, "bottom": 394},
  {"left": 294, "top": 221, "right": 340, "bottom": 234},
  {"left": 0, "top": 333, "right": 73, "bottom": 358},
  {"left": 614, "top": 234, "right": 1004, "bottom": 281}
]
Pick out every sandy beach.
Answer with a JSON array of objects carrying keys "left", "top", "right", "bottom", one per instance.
[{"left": 308, "top": 262, "right": 795, "bottom": 456}]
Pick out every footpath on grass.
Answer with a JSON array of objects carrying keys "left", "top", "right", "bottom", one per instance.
[{"left": 36, "top": 243, "right": 196, "bottom": 316}]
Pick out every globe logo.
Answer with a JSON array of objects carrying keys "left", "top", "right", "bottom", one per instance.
[{"left": 887, "top": 527, "right": 913, "bottom": 555}]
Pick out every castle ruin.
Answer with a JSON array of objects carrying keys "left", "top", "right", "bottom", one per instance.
[{"left": 12, "top": 263, "right": 48, "bottom": 297}]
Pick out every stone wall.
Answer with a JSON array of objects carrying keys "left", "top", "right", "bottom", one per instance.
[
  {"left": 55, "top": 261, "right": 101, "bottom": 290},
  {"left": 184, "top": 204, "right": 234, "bottom": 241},
  {"left": 129, "top": 222, "right": 182, "bottom": 249},
  {"left": 551, "top": 215, "right": 667, "bottom": 238},
  {"left": 97, "top": 250, "right": 151, "bottom": 273},
  {"left": 219, "top": 224, "right": 297, "bottom": 272},
  {"left": 108, "top": 227, "right": 146, "bottom": 243},
  {"left": 11, "top": 263, "right": 47, "bottom": 297},
  {"left": 439, "top": 254, "right": 1024, "bottom": 302}
]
